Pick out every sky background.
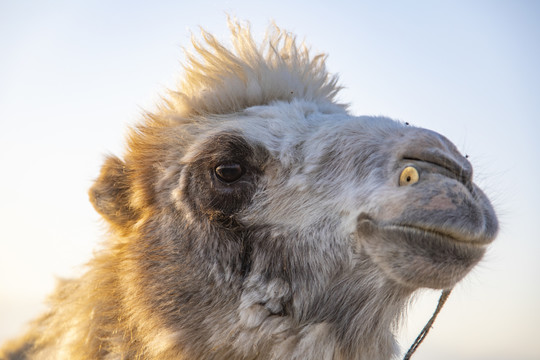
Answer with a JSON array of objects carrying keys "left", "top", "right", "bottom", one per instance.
[{"left": 0, "top": 1, "right": 539, "bottom": 359}]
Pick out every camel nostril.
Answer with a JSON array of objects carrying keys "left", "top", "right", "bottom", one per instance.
[{"left": 457, "top": 159, "right": 474, "bottom": 189}]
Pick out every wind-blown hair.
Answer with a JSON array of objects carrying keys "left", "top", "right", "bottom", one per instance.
[{"left": 166, "top": 21, "right": 345, "bottom": 117}]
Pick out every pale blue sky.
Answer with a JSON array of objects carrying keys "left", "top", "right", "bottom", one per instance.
[{"left": 1, "top": 1, "right": 539, "bottom": 359}]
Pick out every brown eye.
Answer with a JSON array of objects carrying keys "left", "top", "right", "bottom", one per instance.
[
  {"left": 215, "top": 164, "right": 244, "bottom": 183},
  {"left": 399, "top": 166, "right": 419, "bottom": 186}
]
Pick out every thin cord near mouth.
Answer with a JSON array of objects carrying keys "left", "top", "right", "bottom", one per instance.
[{"left": 403, "top": 288, "right": 453, "bottom": 360}]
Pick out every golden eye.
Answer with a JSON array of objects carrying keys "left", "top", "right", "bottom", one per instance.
[{"left": 399, "top": 166, "right": 419, "bottom": 186}]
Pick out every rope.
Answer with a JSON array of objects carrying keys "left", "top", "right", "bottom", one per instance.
[{"left": 403, "top": 288, "right": 453, "bottom": 360}]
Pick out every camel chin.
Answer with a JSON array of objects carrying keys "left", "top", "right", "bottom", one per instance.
[{"left": 358, "top": 219, "right": 489, "bottom": 289}]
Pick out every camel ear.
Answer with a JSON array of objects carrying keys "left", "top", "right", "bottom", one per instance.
[{"left": 89, "top": 155, "right": 137, "bottom": 229}]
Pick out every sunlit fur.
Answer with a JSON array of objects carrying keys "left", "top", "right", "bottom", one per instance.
[{"left": 0, "top": 21, "right": 497, "bottom": 360}]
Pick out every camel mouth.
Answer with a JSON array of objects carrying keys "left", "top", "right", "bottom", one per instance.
[
  {"left": 356, "top": 215, "right": 491, "bottom": 248},
  {"left": 382, "top": 224, "right": 490, "bottom": 248}
]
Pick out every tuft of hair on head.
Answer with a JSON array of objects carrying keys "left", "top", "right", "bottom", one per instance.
[{"left": 164, "top": 19, "right": 346, "bottom": 118}]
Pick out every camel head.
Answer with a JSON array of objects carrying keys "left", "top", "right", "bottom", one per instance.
[
  {"left": 86, "top": 23, "right": 498, "bottom": 359},
  {"left": 1, "top": 21, "right": 498, "bottom": 360}
]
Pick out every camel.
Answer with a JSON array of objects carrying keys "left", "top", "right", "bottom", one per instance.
[{"left": 0, "top": 21, "right": 498, "bottom": 360}]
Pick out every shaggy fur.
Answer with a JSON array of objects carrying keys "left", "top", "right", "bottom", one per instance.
[{"left": 0, "top": 21, "right": 498, "bottom": 360}]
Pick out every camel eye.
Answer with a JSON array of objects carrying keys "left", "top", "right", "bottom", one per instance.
[
  {"left": 399, "top": 166, "right": 419, "bottom": 186},
  {"left": 215, "top": 164, "right": 244, "bottom": 183}
]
